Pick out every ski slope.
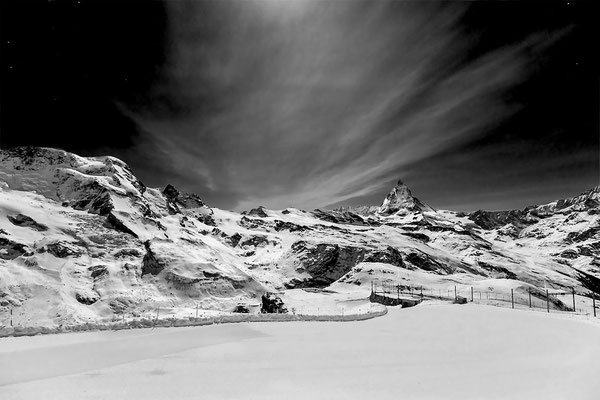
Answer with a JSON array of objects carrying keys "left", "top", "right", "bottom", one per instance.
[{"left": 1, "top": 303, "right": 598, "bottom": 400}]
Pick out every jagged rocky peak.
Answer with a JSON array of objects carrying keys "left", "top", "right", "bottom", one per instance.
[{"left": 378, "top": 179, "right": 433, "bottom": 215}]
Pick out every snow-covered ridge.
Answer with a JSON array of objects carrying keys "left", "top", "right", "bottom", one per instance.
[{"left": 0, "top": 147, "right": 598, "bottom": 328}]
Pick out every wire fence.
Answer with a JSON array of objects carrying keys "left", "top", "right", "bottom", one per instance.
[{"left": 370, "top": 280, "right": 599, "bottom": 317}]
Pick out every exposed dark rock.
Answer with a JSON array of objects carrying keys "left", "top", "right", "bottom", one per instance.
[
  {"left": 557, "top": 249, "right": 579, "bottom": 259},
  {"left": 240, "top": 235, "right": 270, "bottom": 248},
  {"left": 274, "top": 220, "right": 310, "bottom": 232},
  {"left": 311, "top": 209, "right": 368, "bottom": 225},
  {"left": 223, "top": 233, "right": 242, "bottom": 247},
  {"left": 203, "top": 270, "right": 222, "bottom": 279},
  {"left": 576, "top": 241, "right": 600, "bottom": 257},
  {"left": 75, "top": 292, "right": 99, "bottom": 305},
  {"left": 364, "top": 246, "right": 404, "bottom": 267},
  {"left": 0, "top": 237, "right": 29, "bottom": 260},
  {"left": 400, "top": 232, "right": 430, "bottom": 243},
  {"left": 7, "top": 214, "right": 48, "bottom": 231},
  {"left": 238, "top": 216, "right": 269, "bottom": 230},
  {"left": 69, "top": 183, "right": 113, "bottom": 215},
  {"left": 46, "top": 241, "right": 82, "bottom": 258},
  {"left": 405, "top": 251, "right": 453, "bottom": 274},
  {"left": 163, "top": 184, "right": 179, "bottom": 201},
  {"left": 468, "top": 209, "right": 532, "bottom": 231},
  {"left": 261, "top": 293, "right": 287, "bottom": 313},
  {"left": 106, "top": 213, "right": 138, "bottom": 238},
  {"left": 88, "top": 265, "right": 109, "bottom": 280},
  {"left": 198, "top": 214, "right": 216, "bottom": 226},
  {"left": 113, "top": 248, "right": 142, "bottom": 258},
  {"left": 477, "top": 261, "right": 518, "bottom": 279},
  {"left": 577, "top": 270, "right": 600, "bottom": 296},
  {"left": 566, "top": 227, "right": 600, "bottom": 244},
  {"left": 163, "top": 184, "right": 208, "bottom": 214},
  {"left": 248, "top": 206, "right": 268, "bottom": 218},
  {"left": 289, "top": 241, "right": 366, "bottom": 287},
  {"left": 141, "top": 241, "right": 164, "bottom": 276}
]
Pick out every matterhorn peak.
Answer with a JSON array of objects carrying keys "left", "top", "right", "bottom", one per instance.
[{"left": 378, "top": 179, "right": 434, "bottom": 215}]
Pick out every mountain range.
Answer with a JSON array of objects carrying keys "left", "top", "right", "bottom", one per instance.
[{"left": 1, "top": 147, "right": 598, "bottom": 327}]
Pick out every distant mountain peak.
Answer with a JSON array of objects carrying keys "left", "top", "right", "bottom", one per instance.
[{"left": 378, "top": 179, "right": 434, "bottom": 215}]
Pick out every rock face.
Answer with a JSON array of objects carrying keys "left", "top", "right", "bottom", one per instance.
[
  {"left": 7, "top": 214, "right": 48, "bottom": 231},
  {"left": 287, "top": 241, "right": 367, "bottom": 287},
  {"left": 378, "top": 180, "right": 433, "bottom": 215}
]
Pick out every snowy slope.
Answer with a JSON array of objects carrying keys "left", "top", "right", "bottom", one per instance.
[{"left": 0, "top": 147, "right": 599, "bottom": 327}]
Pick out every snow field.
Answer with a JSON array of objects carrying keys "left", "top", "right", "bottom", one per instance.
[{"left": 1, "top": 303, "right": 599, "bottom": 400}]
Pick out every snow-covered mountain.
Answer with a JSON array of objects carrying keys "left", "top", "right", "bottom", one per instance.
[{"left": 1, "top": 147, "right": 598, "bottom": 327}]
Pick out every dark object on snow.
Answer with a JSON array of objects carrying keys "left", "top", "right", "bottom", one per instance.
[
  {"left": 233, "top": 303, "right": 250, "bottom": 313},
  {"left": 261, "top": 292, "right": 288, "bottom": 313},
  {"left": 141, "top": 241, "right": 164, "bottom": 276},
  {"left": 46, "top": 241, "right": 82, "bottom": 258},
  {"left": 0, "top": 237, "right": 30, "bottom": 259},
  {"left": 7, "top": 214, "right": 48, "bottom": 231},
  {"left": 454, "top": 296, "right": 468, "bottom": 304}
]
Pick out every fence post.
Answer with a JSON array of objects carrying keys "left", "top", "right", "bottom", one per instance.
[
  {"left": 511, "top": 288, "right": 514, "bottom": 309},
  {"left": 546, "top": 289, "right": 550, "bottom": 313},
  {"left": 454, "top": 286, "right": 457, "bottom": 300},
  {"left": 397, "top": 285, "right": 400, "bottom": 300},
  {"left": 572, "top": 288, "right": 576, "bottom": 312},
  {"left": 471, "top": 287, "right": 474, "bottom": 302},
  {"left": 593, "top": 294, "right": 596, "bottom": 318},
  {"left": 528, "top": 288, "right": 532, "bottom": 308},
  {"left": 10, "top": 308, "right": 12, "bottom": 327},
  {"left": 195, "top": 304, "right": 199, "bottom": 318}
]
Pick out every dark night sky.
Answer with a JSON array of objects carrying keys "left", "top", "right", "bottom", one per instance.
[{"left": 1, "top": 0, "right": 598, "bottom": 211}]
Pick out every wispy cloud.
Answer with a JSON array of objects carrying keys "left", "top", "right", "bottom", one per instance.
[{"left": 122, "top": 0, "right": 569, "bottom": 210}]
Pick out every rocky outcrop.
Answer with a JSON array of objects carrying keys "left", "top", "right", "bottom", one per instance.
[
  {"left": 141, "top": 241, "right": 164, "bottom": 276},
  {"left": 274, "top": 220, "right": 310, "bottom": 232},
  {"left": 0, "top": 237, "right": 30, "bottom": 260},
  {"left": 163, "top": 184, "right": 209, "bottom": 214},
  {"left": 364, "top": 246, "right": 404, "bottom": 267},
  {"left": 88, "top": 265, "right": 109, "bottom": 280},
  {"left": 312, "top": 209, "right": 369, "bottom": 225},
  {"left": 287, "top": 241, "right": 367, "bottom": 287},
  {"left": 477, "top": 261, "right": 517, "bottom": 279},
  {"left": 105, "top": 213, "right": 138, "bottom": 238},
  {"left": 75, "top": 292, "right": 99, "bottom": 305},
  {"left": 7, "top": 214, "right": 48, "bottom": 231},
  {"left": 46, "top": 241, "right": 82, "bottom": 258},
  {"left": 405, "top": 251, "right": 453, "bottom": 274},
  {"left": 469, "top": 209, "right": 532, "bottom": 231}
]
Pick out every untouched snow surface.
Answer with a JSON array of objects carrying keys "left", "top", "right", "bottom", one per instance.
[{"left": 1, "top": 303, "right": 599, "bottom": 400}]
